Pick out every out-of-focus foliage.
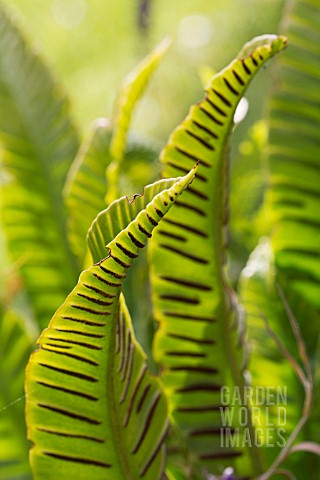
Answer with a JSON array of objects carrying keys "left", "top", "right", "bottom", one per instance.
[
  {"left": 0, "top": 0, "right": 319, "bottom": 479},
  {"left": 4, "top": 0, "right": 284, "bottom": 141},
  {"left": 240, "top": 0, "right": 320, "bottom": 476}
]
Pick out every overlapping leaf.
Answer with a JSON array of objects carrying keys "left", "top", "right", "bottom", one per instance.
[
  {"left": 64, "top": 119, "right": 112, "bottom": 263},
  {"left": 0, "top": 308, "right": 33, "bottom": 480},
  {"left": 238, "top": 240, "right": 301, "bottom": 469},
  {"left": 109, "top": 37, "right": 170, "bottom": 164},
  {"left": 240, "top": 1, "right": 320, "bottom": 475},
  {"left": 26, "top": 168, "right": 196, "bottom": 480},
  {"left": 106, "top": 37, "right": 170, "bottom": 204},
  {"left": 0, "top": 4, "right": 80, "bottom": 329},
  {"left": 149, "top": 35, "right": 287, "bottom": 476},
  {"left": 265, "top": 0, "right": 320, "bottom": 349},
  {"left": 65, "top": 39, "right": 169, "bottom": 264}
]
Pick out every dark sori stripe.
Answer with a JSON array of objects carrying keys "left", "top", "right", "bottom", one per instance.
[
  {"left": 136, "top": 384, "right": 151, "bottom": 414},
  {"left": 157, "top": 230, "right": 187, "bottom": 242},
  {"left": 176, "top": 382, "right": 221, "bottom": 393},
  {"left": 83, "top": 284, "right": 116, "bottom": 298},
  {"left": 47, "top": 337, "right": 102, "bottom": 351},
  {"left": 223, "top": 78, "right": 239, "bottom": 96},
  {"left": 116, "top": 242, "right": 138, "bottom": 259},
  {"left": 138, "top": 223, "right": 152, "bottom": 238},
  {"left": 166, "top": 161, "right": 208, "bottom": 182},
  {"left": 160, "top": 275, "right": 212, "bottom": 291},
  {"left": 185, "top": 129, "right": 215, "bottom": 150},
  {"left": 38, "top": 403, "right": 101, "bottom": 425},
  {"left": 119, "top": 344, "right": 135, "bottom": 404},
  {"left": 155, "top": 208, "right": 164, "bottom": 219},
  {"left": 211, "top": 88, "right": 232, "bottom": 107},
  {"left": 139, "top": 421, "right": 170, "bottom": 477},
  {"left": 250, "top": 53, "right": 258, "bottom": 66},
  {"left": 163, "top": 311, "right": 216, "bottom": 323},
  {"left": 192, "top": 119, "right": 219, "bottom": 139},
  {"left": 123, "top": 366, "right": 147, "bottom": 427},
  {"left": 99, "top": 264, "right": 126, "bottom": 279},
  {"left": 61, "top": 316, "right": 107, "bottom": 327},
  {"left": 111, "top": 254, "right": 131, "bottom": 269},
  {"left": 173, "top": 145, "right": 210, "bottom": 167},
  {"left": 121, "top": 336, "right": 134, "bottom": 382},
  {"left": 131, "top": 393, "right": 162, "bottom": 454},
  {"left": 174, "top": 200, "right": 207, "bottom": 217},
  {"left": 115, "top": 314, "right": 122, "bottom": 355},
  {"left": 128, "top": 231, "right": 145, "bottom": 248},
  {"left": 232, "top": 69, "right": 245, "bottom": 86},
  {"left": 54, "top": 328, "right": 105, "bottom": 339},
  {"left": 147, "top": 213, "right": 158, "bottom": 227},
  {"left": 37, "top": 428, "right": 105, "bottom": 443},
  {"left": 199, "top": 106, "right": 224, "bottom": 126},
  {"left": 36, "top": 381, "right": 98, "bottom": 401},
  {"left": 38, "top": 363, "right": 98, "bottom": 382},
  {"left": 41, "top": 346, "right": 99, "bottom": 366},
  {"left": 93, "top": 272, "right": 121, "bottom": 287},
  {"left": 166, "top": 333, "right": 215, "bottom": 345},
  {"left": 159, "top": 244, "right": 209, "bottom": 264},
  {"left": 43, "top": 452, "right": 112, "bottom": 468},
  {"left": 241, "top": 58, "right": 251, "bottom": 75},
  {"left": 205, "top": 96, "right": 227, "bottom": 117},
  {"left": 162, "top": 218, "right": 208, "bottom": 237},
  {"left": 76, "top": 293, "right": 114, "bottom": 307},
  {"left": 187, "top": 185, "right": 209, "bottom": 201},
  {"left": 71, "top": 305, "right": 112, "bottom": 316},
  {"left": 117, "top": 319, "right": 127, "bottom": 373},
  {"left": 160, "top": 294, "right": 199, "bottom": 305}
]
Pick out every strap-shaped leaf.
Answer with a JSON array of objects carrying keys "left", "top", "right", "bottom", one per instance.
[
  {"left": 26, "top": 167, "right": 197, "bottom": 480},
  {"left": 64, "top": 119, "right": 112, "bottom": 262},
  {"left": 0, "top": 308, "right": 33, "bottom": 480},
  {"left": 65, "top": 40, "right": 168, "bottom": 263},
  {"left": 106, "top": 39, "right": 170, "bottom": 204},
  {"left": 0, "top": 5, "right": 79, "bottom": 329},
  {"left": 109, "top": 38, "right": 170, "bottom": 164},
  {"left": 149, "top": 35, "right": 287, "bottom": 475},
  {"left": 265, "top": 0, "right": 320, "bottom": 347},
  {"left": 245, "top": 2, "right": 320, "bottom": 475}
]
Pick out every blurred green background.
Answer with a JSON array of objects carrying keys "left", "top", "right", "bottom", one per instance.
[{"left": 5, "top": 0, "right": 284, "bottom": 145}]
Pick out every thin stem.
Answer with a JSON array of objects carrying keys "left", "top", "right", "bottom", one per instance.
[{"left": 255, "top": 293, "right": 314, "bottom": 480}]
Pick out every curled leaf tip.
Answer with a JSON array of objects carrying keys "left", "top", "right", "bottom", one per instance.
[{"left": 237, "top": 34, "right": 288, "bottom": 59}]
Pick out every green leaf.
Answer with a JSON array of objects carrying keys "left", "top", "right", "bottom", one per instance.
[
  {"left": 64, "top": 119, "right": 112, "bottom": 263},
  {"left": 87, "top": 177, "right": 181, "bottom": 263},
  {"left": 64, "top": 120, "right": 161, "bottom": 266},
  {"left": 110, "top": 38, "right": 170, "bottom": 164},
  {"left": 265, "top": 0, "right": 320, "bottom": 343},
  {"left": 64, "top": 40, "right": 168, "bottom": 265},
  {"left": 0, "top": 308, "right": 33, "bottom": 480},
  {"left": 106, "top": 38, "right": 170, "bottom": 204},
  {"left": 26, "top": 168, "right": 197, "bottom": 480},
  {"left": 0, "top": 4, "right": 80, "bottom": 329},
  {"left": 238, "top": 239, "right": 302, "bottom": 469},
  {"left": 149, "top": 35, "right": 287, "bottom": 475}
]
